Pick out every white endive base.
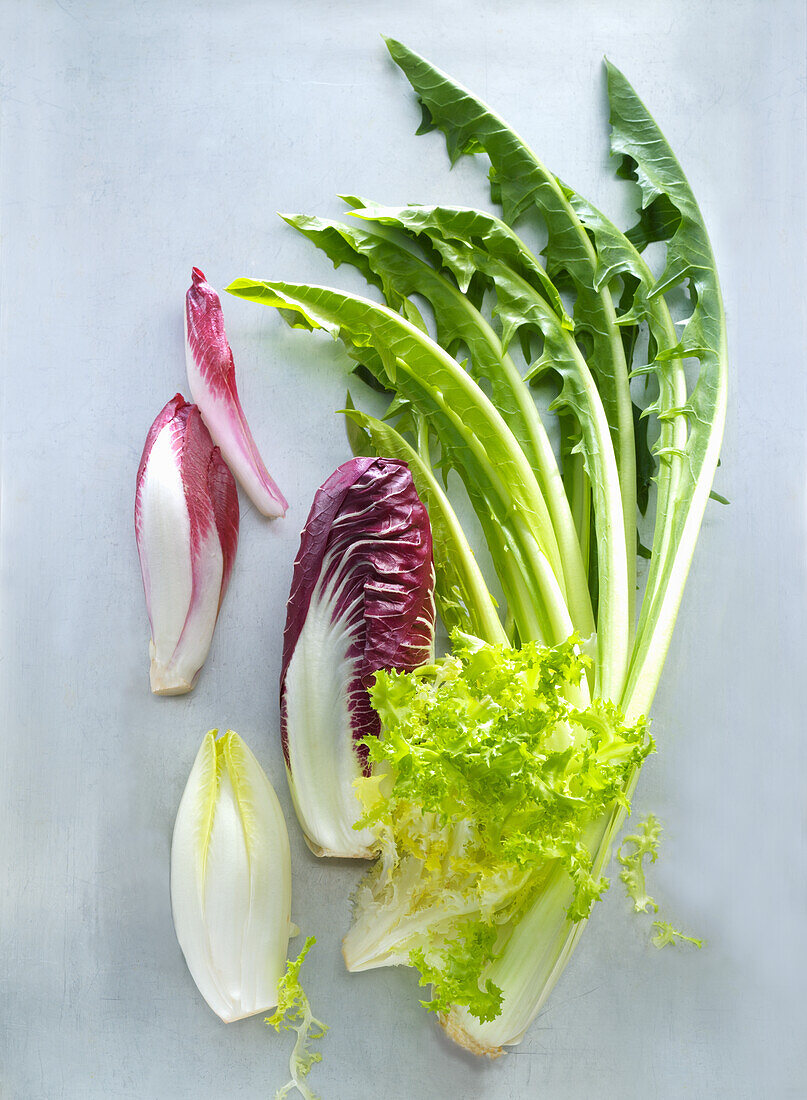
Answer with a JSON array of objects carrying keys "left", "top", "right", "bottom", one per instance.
[
  {"left": 149, "top": 660, "right": 193, "bottom": 696},
  {"left": 302, "top": 831, "right": 375, "bottom": 861},
  {"left": 440, "top": 1013, "right": 503, "bottom": 1059}
]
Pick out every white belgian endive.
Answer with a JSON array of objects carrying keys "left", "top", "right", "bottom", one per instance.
[
  {"left": 171, "top": 729, "right": 293, "bottom": 1023},
  {"left": 135, "top": 394, "right": 239, "bottom": 695},
  {"left": 185, "top": 268, "right": 288, "bottom": 518}
]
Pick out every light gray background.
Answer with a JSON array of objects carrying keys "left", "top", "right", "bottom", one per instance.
[{"left": 1, "top": 1, "right": 805, "bottom": 1097}]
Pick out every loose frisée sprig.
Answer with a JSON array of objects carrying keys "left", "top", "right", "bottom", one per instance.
[{"left": 267, "top": 937, "right": 329, "bottom": 1100}]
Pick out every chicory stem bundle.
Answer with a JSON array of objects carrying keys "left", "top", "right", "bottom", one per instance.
[{"left": 228, "top": 40, "right": 727, "bottom": 1057}]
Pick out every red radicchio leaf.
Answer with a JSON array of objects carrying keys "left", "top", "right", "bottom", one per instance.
[
  {"left": 185, "top": 268, "right": 288, "bottom": 518},
  {"left": 280, "top": 457, "right": 435, "bottom": 774}
]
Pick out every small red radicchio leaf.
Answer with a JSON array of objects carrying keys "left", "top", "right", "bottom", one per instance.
[
  {"left": 185, "top": 268, "right": 288, "bottom": 518},
  {"left": 135, "top": 394, "right": 239, "bottom": 695},
  {"left": 280, "top": 456, "right": 435, "bottom": 858}
]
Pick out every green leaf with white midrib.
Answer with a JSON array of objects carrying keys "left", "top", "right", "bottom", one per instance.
[
  {"left": 384, "top": 36, "right": 637, "bottom": 613},
  {"left": 282, "top": 209, "right": 594, "bottom": 643},
  {"left": 605, "top": 59, "right": 728, "bottom": 720},
  {"left": 563, "top": 187, "right": 689, "bottom": 669},
  {"left": 494, "top": 259, "right": 630, "bottom": 703},
  {"left": 226, "top": 279, "right": 574, "bottom": 645}
]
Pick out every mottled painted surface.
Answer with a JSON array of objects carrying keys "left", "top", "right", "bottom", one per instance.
[{"left": 0, "top": 1, "right": 804, "bottom": 1096}]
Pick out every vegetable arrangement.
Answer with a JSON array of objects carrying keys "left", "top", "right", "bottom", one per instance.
[
  {"left": 132, "top": 33, "right": 727, "bottom": 1087},
  {"left": 225, "top": 38, "right": 727, "bottom": 1056}
]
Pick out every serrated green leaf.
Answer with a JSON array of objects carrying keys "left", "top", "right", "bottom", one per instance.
[
  {"left": 292, "top": 204, "right": 593, "bottom": 643},
  {"left": 384, "top": 37, "right": 637, "bottom": 603},
  {"left": 605, "top": 61, "right": 728, "bottom": 719},
  {"left": 227, "top": 277, "right": 573, "bottom": 644}
]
